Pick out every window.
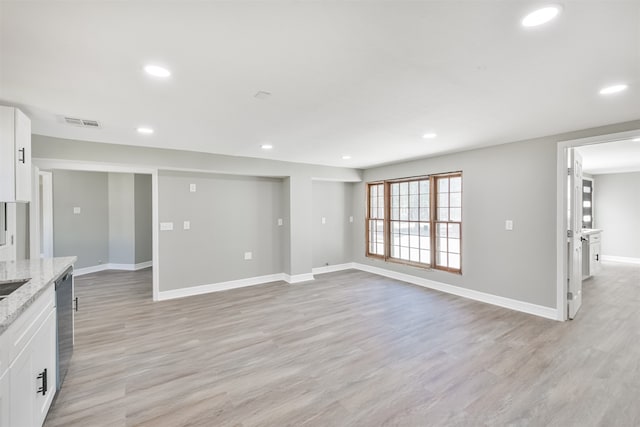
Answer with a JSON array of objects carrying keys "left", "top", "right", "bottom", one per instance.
[
  {"left": 389, "top": 178, "right": 430, "bottom": 264},
  {"left": 366, "top": 172, "right": 462, "bottom": 273},
  {"left": 367, "top": 183, "right": 385, "bottom": 256},
  {"left": 582, "top": 178, "right": 593, "bottom": 229},
  {"left": 434, "top": 174, "right": 462, "bottom": 272}
]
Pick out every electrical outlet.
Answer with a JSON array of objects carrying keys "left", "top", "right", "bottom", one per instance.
[
  {"left": 321, "top": 217, "right": 326, "bottom": 225},
  {"left": 183, "top": 221, "right": 190, "bottom": 230},
  {"left": 160, "top": 222, "right": 173, "bottom": 231},
  {"left": 189, "top": 183, "right": 196, "bottom": 192},
  {"left": 244, "top": 252, "right": 252, "bottom": 260},
  {"left": 277, "top": 218, "right": 283, "bottom": 226},
  {"left": 505, "top": 220, "right": 513, "bottom": 231},
  {"left": 349, "top": 216, "right": 354, "bottom": 223},
  {"left": 73, "top": 207, "right": 81, "bottom": 214}
]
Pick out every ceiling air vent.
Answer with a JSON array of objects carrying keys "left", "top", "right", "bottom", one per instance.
[
  {"left": 64, "top": 117, "right": 101, "bottom": 128},
  {"left": 81, "top": 119, "right": 100, "bottom": 127}
]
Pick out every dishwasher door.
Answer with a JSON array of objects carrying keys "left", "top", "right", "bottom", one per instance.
[{"left": 55, "top": 268, "right": 74, "bottom": 390}]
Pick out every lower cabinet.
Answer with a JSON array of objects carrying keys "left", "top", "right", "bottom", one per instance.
[
  {"left": 9, "top": 308, "right": 56, "bottom": 427},
  {"left": 590, "top": 240, "right": 602, "bottom": 276},
  {"left": 34, "top": 309, "right": 57, "bottom": 426},
  {"left": 9, "top": 340, "right": 33, "bottom": 427},
  {"left": 1, "top": 286, "right": 57, "bottom": 427},
  {"left": 582, "top": 231, "right": 603, "bottom": 279}
]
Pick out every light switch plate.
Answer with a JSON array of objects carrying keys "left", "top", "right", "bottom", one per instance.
[
  {"left": 189, "top": 183, "right": 196, "bottom": 192},
  {"left": 160, "top": 222, "right": 174, "bottom": 231},
  {"left": 73, "top": 207, "right": 81, "bottom": 214},
  {"left": 277, "top": 218, "right": 283, "bottom": 226},
  {"left": 244, "top": 252, "right": 252, "bottom": 260},
  {"left": 183, "top": 221, "right": 190, "bottom": 230},
  {"left": 321, "top": 217, "right": 326, "bottom": 224},
  {"left": 505, "top": 220, "right": 513, "bottom": 231}
]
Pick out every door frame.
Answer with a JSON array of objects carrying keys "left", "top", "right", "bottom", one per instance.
[
  {"left": 39, "top": 170, "right": 54, "bottom": 258},
  {"left": 32, "top": 159, "right": 160, "bottom": 302},
  {"left": 556, "top": 128, "right": 640, "bottom": 320},
  {"left": 0, "top": 202, "right": 16, "bottom": 262}
]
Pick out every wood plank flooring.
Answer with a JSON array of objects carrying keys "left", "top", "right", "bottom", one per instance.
[{"left": 44, "top": 263, "right": 640, "bottom": 426}]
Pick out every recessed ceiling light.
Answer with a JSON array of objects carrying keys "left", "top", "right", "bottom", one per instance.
[
  {"left": 522, "top": 5, "right": 562, "bottom": 27},
  {"left": 342, "top": 155, "right": 352, "bottom": 160},
  {"left": 422, "top": 133, "right": 437, "bottom": 139},
  {"left": 137, "top": 127, "right": 154, "bottom": 134},
  {"left": 144, "top": 65, "right": 171, "bottom": 78},
  {"left": 599, "top": 84, "right": 628, "bottom": 95},
  {"left": 633, "top": 137, "right": 640, "bottom": 142},
  {"left": 261, "top": 144, "right": 273, "bottom": 150}
]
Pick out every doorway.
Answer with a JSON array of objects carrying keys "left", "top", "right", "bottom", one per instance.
[
  {"left": 32, "top": 160, "right": 160, "bottom": 301},
  {"left": 556, "top": 129, "right": 640, "bottom": 320}
]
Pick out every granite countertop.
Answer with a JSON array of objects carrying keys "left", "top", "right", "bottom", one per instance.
[
  {"left": 582, "top": 228, "right": 603, "bottom": 236},
  {"left": 0, "top": 257, "right": 77, "bottom": 334}
]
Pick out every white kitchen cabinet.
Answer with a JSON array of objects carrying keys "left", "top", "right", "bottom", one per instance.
[
  {"left": 582, "top": 230, "right": 602, "bottom": 279},
  {"left": 32, "top": 309, "right": 57, "bottom": 427},
  {"left": 4, "top": 286, "right": 57, "bottom": 427},
  {"left": 589, "top": 235, "right": 602, "bottom": 276},
  {"left": 0, "top": 106, "right": 32, "bottom": 202},
  {"left": 9, "top": 338, "right": 33, "bottom": 427}
]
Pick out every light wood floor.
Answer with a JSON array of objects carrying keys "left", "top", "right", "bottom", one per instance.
[{"left": 44, "top": 263, "right": 640, "bottom": 426}]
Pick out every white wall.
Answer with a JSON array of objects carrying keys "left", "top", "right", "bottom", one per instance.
[
  {"left": 53, "top": 170, "right": 152, "bottom": 269},
  {"left": 312, "top": 181, "right": 353, "bottom": 268},
  {"left": 157, "top": 171, "right": 285, "bottom": 291},
  {"left": 134, "top": 174, "right": 152, "bottom": 264},
  {"left": 352, "top": 137, "right": 558, "bottom": 308},
  {"left": 108, "top": 173, "right": 136, "bottom": 264},
  {"left": 594, "top": 172, "right": 640, "bottom": 261},
  {"left": 52, "top": 170, "right": 109, "bottom": 269}
]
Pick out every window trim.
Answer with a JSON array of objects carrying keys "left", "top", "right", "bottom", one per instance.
[
  {"left": 365, "top": 181, "right": 385, "bottom": 260},
  {"left": 365, "top": 172, "right": 462, "bottom": 274}
]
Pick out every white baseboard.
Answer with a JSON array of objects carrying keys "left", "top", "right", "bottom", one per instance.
[
  {"left": 108, "top": 261, "right": 153, "bottom": 271},
  {"left": 74, "top": 264, "right": 110, "bottom": 276},
  {"left": 74, "top": 261, "right": 153, "bottom": 276},
  {"left": 283, "top": 273, "right": 315, "bottom": 284},
  {"left": 350, "top": 262, "right": 558, "bottom": 320},
  {"left": 601, "top": 255, "right": 640, "bottom": 265},
  {"left": 157, "top": 273, "right": 284, "bottom": 301},
  {"left": 149, "top": 259, "right": 558, "bottom": 320},
  {"left": 157, "top": 271, "right": 317, "bottom": 301},
  {"left": 134, "top": 261, "right": 153, "bottom": 270},
  {"left": 311, "top": 263, "right": 355, "bottom": 275}
]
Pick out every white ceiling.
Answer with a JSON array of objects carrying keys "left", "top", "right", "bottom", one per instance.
[
  {"left": 1, "top": 1, "right": 639, "bottom": 168},
  {"left": 578, "top": 137, "right": 640, "bottom": 175}
]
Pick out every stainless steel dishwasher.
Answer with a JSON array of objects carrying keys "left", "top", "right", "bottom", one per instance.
[{"left": 55, "top": 268, "right": 75, "bottom": 390}]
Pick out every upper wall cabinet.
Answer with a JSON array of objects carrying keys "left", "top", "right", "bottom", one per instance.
[{"left": 0, "top": 106, "right": 31, "bottom": 202}]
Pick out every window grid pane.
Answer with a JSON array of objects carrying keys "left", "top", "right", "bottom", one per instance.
[
  {"left": 389, "top": 178, "right": 430, "bottom": 265},
  {"left": 434, "top": 174, "right": 462, "bottom": 271}
]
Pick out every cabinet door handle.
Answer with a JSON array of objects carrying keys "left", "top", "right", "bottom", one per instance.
[
  {"left": 75, "top": 297, "right": 79, "bottom": 312},
  {"left": 18, "top": 147, "right": 26, "bottom": 164},
  {"left": 595, "top": 254, "right": 599, "bottom": 261},
  {"left": 37, "top": 368, "right": 48, "bottom": 396}
]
